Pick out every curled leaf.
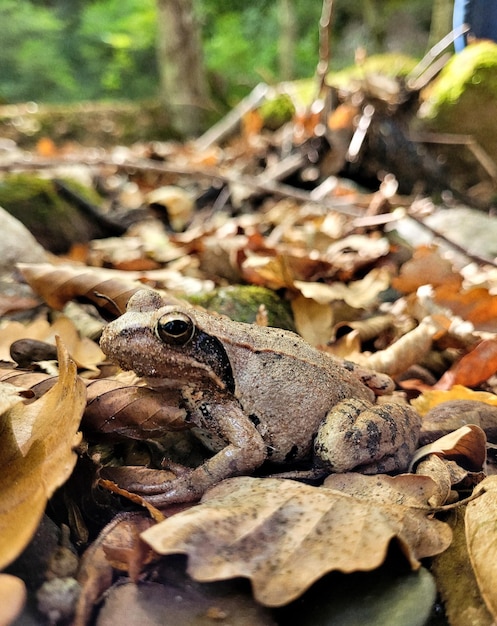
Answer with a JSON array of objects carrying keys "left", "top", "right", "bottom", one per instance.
[
  {"left": 0, "top": 338, "right": 85, "bottom": 569},
  {"left": 410, "top": 425, "right": 487, "bottom": 473},
  {"left": 18, "top": 263, "right": 144, "bottom": 317},
  {"left": 362, "top": 316, "right": 445, "bottom": 376},
  {"left": 435, "top": 339, "right": 497, "bottom": 389}
]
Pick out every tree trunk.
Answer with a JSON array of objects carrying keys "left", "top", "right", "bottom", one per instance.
[
  {"left": 278, "top": 0, "right": 296, "bottom": 80},
  {"left": 155, "top": 0, "right": 209, "bottom": 137},
  {"left": 428, "top": 0, "right": 453, "bottom": 48}
]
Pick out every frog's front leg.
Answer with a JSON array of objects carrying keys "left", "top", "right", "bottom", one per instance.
[
  {"left": 314, "top": 398, "right": 421, "bottom": 474},
  {"left": 134, "top": 398, "right": 266, "bottom": 507}
]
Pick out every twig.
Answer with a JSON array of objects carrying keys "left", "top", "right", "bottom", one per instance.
[
  {"left": 315, "top": 0, "right": 334, "bottom": 98},
  {"left": 194, "top": 83, "right": 270, "bottom": 151},
  {"left": 0, "top": 155, "right": 363, "bottom": 216},
  {"left": 407, "top": 24, "right": 470, "bottom": 90}
]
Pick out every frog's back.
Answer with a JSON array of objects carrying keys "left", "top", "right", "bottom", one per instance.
[{"left": 213, "top": 316, "right": 373, "bottom": 463}]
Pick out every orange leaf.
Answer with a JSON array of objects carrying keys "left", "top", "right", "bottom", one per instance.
[
  {"left": 392, "top": 246, "right": 462, "bottom": 293},
  {"left": 436, "top": 339, "right": 497, "bottom": 389}
]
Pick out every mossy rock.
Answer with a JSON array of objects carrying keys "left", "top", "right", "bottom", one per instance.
[
  {"left": 258, "top": 93, "right": 296, "bottom": 130},
  {"left": 0, "top": 174, "right": 104, "bottom": 254},
  {"left": 419, "top": 41, "right": 497, "bottom": 163},
  {"left": 187, "top": 285, "right": 295, "bottom": 331}
]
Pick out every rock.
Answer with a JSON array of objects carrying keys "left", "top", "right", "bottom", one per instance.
[
  {"left": 418, "top": 41, "right": 497, "bottom": 204},
  {"left": 419, "top": 41, "right": 497, "bottom": 163},
  {"left": 0, "top": 206, "right": 48, "bottom": 274}
]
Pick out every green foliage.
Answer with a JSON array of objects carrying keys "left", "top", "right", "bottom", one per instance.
[
  {"left": 200, "top": 1, "right": 322, "bottom": 101},
  {"left": 0, "top": 0, "right": 79, "bottom": 102},
  {"left": 0, "top": 0, "right": 434, "bottom": 106},
  {"left": 0, "top": 0, "right": 158, "bottom": 103},
  {"left": 78, "top": 0, "right": 157, "bottom": 98}
]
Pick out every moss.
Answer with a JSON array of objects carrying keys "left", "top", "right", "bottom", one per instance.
[
  {"left": 258, "top": 94, "right": 296, "bottom": 130},
  {"left": 422, "top": 41, "right": 497, "bottom": 118},
  {"left": 329, "top": 53, "right": 418, "bottom": 88},
  {"left": 0, "top": 174, "right": 104, "bottom": 253},
  {"left": 187, "top": 285, "right": 295, "bottom": 331},
  {"left": 419, "top": 41, "right": 497, "bottom": 162}
]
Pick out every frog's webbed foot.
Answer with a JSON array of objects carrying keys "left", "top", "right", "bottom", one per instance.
[
  {"left": 137, "top": 437, "right": 265, "bottom": 506},
  {"left": 314, "top": 398, "right": 421, "bottom": 474}
]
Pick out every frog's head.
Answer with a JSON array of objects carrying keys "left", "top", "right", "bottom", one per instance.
[{"left": 100, "top": 289, "right": 234, "bottom": 391}]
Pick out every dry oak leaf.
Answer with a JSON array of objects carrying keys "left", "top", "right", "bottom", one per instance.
[
  {"left": 140, "top": 475, "right": 452, "bottom": 607},
  {"left": 466, "top": 476, "right": 497, "bottom": 620},
  {"left": 18, "top": 263, "right": 145, "bottom": 317},
  {"left": 0, "top": 338, "right": 85, "bottom": 570}
]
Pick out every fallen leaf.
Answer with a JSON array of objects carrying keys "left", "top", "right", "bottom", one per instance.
[
  {"left": 435, "top": 339, "right": 497, "bottom": 389},
  {"left": 361, "top": 315, "right": 445, "bottom": 376},
  {"left": 414, "top": 455, "right": 452, "bottom": 507},
  {"left": 410, "top": 425, "right": 487, "bottom": 473},
  {"left": 294, "top": 267, "right": 390, "bottom": 309},
  {"left": 432, "top": 508, "right": 493, "bottom": 626},
  {"left": 18, "top": 263, "right": 145, "bottom": 317},
  {"left": 84, "top": 380, "right": 187, "bottom": 439},
  {"left": 466, "top": 476, "right": 497, "bottom": 619},
  {"left": 413, "top": 385, "right": 497, "bottom": 416},
  {"left": 435, "top": 284, "right": 497, "bottom": 333},
  {"left": 392, "top": 246, "right": 462, "bottom": 293},
  {"left": 291, "top": 294, "right": 334, "bottom": 346},
  {"left": 0, "top": 574, "right": 26, "bottom": 626},
  {"left": 141, "top": 475, "right": 451, "bottom": 607},
  {"left": 0, "top": 338, "right": 85, "bottom": 570}
]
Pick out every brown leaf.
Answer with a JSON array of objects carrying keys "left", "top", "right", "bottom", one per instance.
[
  {"left": 432, "top": 508, "right": 493, "bottom": 626},
  {"left": 410, "top": 425, "right": 487, "bottom": 473},
  {"left": 435, "top": 339, "right": 497, "bottom": 389},
  {"left": 291, "top": 294, "right": 334, "bottom": 346},
  {"left": 466, "top": 476, "right": 497, "bottom": 619},
  {"left": 0, "top": 574, "right": 26, "bottom": 625},
  {"left": 392, "top": 246, "right": 462, "bottom": 293},
  {"left": 414, "top": 455, "right": 452, "bottom": 507},
  {"left": 0, "top": 314, "right": 104, "bottom": 373},
  {"left": 141, "top": 475, "right": 452, "bottom": 607},
  {"left": 0, "top": 317, "right": 52, "bottom": 362},
  {"left": 0, "top": 338, "right": 85, "bottom": 570},
  {"left": 84, "top": 380, "right": 187, "bottom": 439},
  {"left": 0, "top": 369, "right": 58, "bottom": 399},
  {"left": 435, "top": 284, "right": 497, "bottom": 333},
  {"left": 18, "top": 263, "right": 145, "bottom": 317}
]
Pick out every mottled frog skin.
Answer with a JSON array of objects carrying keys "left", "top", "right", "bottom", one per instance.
[{"left": 100, "top": 290, "right": 421, "bottom": 505}]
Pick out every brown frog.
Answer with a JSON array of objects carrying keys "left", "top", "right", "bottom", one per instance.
[{"left": 100, "top": 289, "right": 421, "bottom": 506}]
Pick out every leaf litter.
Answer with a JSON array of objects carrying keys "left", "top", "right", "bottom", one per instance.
[{"left": 3, "top": 75, "right": 497, "bottom": 625}]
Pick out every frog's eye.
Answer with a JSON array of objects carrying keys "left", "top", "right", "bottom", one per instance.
[{"left": 156, "top": 312, "right": 195, "bottom": 345}]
